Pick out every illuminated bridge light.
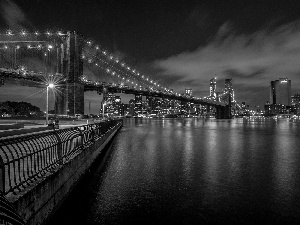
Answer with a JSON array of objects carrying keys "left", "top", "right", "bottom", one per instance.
[
  {"left": 6, "top": 30, "right": 13, "bottom": 36},
  {"left": 57, "top": 31, "right": 65, "bottom": 36},
  {"left": 46, "top": 31, "right": 52, "bottom": 36},
  {"left": 34, "top": 31, "right": 40, "bottom": 36},
  {"left": 20, "top": 30, "right": 27, "bottom": 36}
]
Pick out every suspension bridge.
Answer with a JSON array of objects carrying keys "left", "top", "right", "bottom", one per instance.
[
  {"left": 0, "top": 29, "right": 230, "bottom": 119},
  {"left": 0, "top": 29, "right": 234, "bottom": 225}
]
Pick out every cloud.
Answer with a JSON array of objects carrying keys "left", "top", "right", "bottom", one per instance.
[
  {"left": 153, "top": 20, "right": 300, "bottom": 106},
  {"left": 0, "top": 0, "right": 33, "bottom": 29}
]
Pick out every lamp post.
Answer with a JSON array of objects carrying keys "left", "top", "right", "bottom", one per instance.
[
  {"left": 102, "top": 102, "right": 106, "bottom": 120},
  {"left": 46, "top": 83, "right": 54, "bottom": 125}
]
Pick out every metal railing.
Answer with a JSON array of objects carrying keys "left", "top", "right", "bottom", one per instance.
[{"left": 0, "top": 119, "right": 122, "bottom": 196}]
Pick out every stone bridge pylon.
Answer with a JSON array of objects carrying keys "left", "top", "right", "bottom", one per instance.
[{"left": 55, "top": 31, "right": 84, "bottom": 116}]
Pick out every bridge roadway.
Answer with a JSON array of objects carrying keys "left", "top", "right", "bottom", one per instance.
[{"left": 0, "top": 67, "right": 224, "bottom": 108}]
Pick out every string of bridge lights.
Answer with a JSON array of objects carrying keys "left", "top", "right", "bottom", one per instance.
[
  {"left": 0, "top": 29, "right": 175, "bottom": 94},
  {"left": 0, "top": 29, "right": 67, "bottom": 37},
  {"left": 84, "top": 40, "right": 172, "bottom": 93},
  {"left": 83, "top": 53, "right": 151, "bottom": 89},
  {"left": 0, "top": 29, "right": 65, "bottom": 51},
  {"left": 85, "top": 60, "right": 153, "bottom": 91}
]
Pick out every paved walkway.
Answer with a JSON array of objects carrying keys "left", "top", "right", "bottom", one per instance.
[{"left": 0, "top": 124, "right": 87, "bottom": 139}]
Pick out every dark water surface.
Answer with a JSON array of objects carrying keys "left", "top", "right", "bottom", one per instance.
[{"left": 50, "top": 118, "right": 300, "bottom": 224}]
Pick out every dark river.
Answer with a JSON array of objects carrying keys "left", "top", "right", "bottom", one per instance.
[{"left": 50, "top": 118, "right": 300, "bottom": 225}]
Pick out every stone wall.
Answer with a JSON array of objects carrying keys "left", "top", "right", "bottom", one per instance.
[{"left": 11, "top": 122, "right": 122, "bottom": 225}]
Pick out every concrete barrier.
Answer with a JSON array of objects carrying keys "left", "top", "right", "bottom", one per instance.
[
  {"left": 0, "top": 123, "right": 24, "bottom": 130},
  {"left": 7, "top": 121, "right": 122, "bottom": 225}
]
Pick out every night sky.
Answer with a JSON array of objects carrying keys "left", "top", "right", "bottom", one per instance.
[{"left": 1, "top": 0, "right": 300, "bottom": 114}]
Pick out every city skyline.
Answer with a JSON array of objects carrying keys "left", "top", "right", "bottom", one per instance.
[{"left": 1, "top": 0, "right": 300, "bottom": 114}]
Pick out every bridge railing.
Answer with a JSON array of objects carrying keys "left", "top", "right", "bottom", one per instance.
[{"left": 0, "top": 119, "right": 122, "bottom": 196}]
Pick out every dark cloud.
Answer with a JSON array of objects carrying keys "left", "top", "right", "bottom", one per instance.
[
  {"left": 153, "top": 20, "right": 300, "bottom": 106},
  {"left": 224, "top": 68, "right": 266, "bottom": 80},
  {"left": 0, "top": 0, "right": 33, "bottom": 29}
]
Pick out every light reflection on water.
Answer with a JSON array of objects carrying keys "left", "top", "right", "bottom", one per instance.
[{"left": 51, "top": 118, "right": 300, "bottom": 225}]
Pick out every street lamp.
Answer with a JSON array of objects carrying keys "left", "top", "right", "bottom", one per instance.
[
  {"left": 46, "top": 83, "right": 54, "bottom": 125},
  {"left": 102, "top": 102, "right": 107, "bottom": 120}
]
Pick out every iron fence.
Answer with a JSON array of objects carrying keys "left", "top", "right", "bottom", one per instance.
[{"left": 0, "top": 119, "right": 122, "bottom": 196}]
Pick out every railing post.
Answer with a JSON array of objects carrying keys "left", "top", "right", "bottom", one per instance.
[
  {"left": 91, "top": 125, "right": 95, "bottom": 142},
  {"left": 77, "top": 127, "right": 84, "bottom": 148},
  {"left": 0, "top": 157, "right": 4, "bottom": 193},
  {"left": 53, "top": 132, "right": 63, "bottom": 164}
]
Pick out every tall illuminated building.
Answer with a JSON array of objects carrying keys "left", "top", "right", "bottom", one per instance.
[
  {"left": 270, "top": 78, "right": 291, "bottom": 106},
  {"left": 291, "top": 93, "right": 300, "bottom": 115},
  {"left": 185, "top": 89, "right": 192, "bottom": 96},
  {"left": 224, "top": 78, "right": 234, "bottom": 103},
  {"left": 210, "top": 78, "right": 217, "bottom": 98}
]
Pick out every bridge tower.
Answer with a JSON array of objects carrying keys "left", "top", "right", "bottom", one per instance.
[
  {"left": 216, "top": 105, "right": 232, "bottom": 119},
  {"left": 55, "top": 32, "right": 84, "bottom": 116}
]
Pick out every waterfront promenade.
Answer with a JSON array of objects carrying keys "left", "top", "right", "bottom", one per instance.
[{"left": 0, "top": 119, "right": 123, "bottom": 224}]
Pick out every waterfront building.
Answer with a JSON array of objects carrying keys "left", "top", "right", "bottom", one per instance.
[
  {"left": 291, "top": 93, "right": 300, "bottom": 115},
  {"left": 224, "top": 78, "right": 234, "bottom": 103},
  {"left": 220, "top": 79, "right": 234, "bottom": 105},
  {"left": 264, "top": 103, "right": 286, "bottom": 116},
  {"left": 185, "top": 89, "right": 192, "bottom": 97},
  {"left": 210, "top": 78, "right": 217, "bottom": 98},
  {"left": 146, "top": 96, "right": 154, "bottom": 113},
  {"left": 270, "top": 78, "right": 291, "bottom": 106},
  {"left": 101, "top": 93, "right": 116, "bottom": 116},
  {"left": 114, "top": 96, "right": 123, "bottom": 116}
]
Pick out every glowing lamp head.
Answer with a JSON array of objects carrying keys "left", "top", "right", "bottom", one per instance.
[
  {"left": 48, "top": 83, "right": 54, "bottom": 89},
  {"left": 7, "top": 30, "right": 13, "bottom": 36}
]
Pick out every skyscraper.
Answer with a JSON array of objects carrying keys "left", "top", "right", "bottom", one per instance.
[
  {"left": 270, "top": 78, "right": 291, "bottom": 106},
  {"left": 210, "top": 78, "right": 217, "bottom": 98},
  {"left": 224, "top": 78, "right": 234, "bottom": 103},
  {"left": 185, "top": 89, "right": 192, "bottom": 96}
]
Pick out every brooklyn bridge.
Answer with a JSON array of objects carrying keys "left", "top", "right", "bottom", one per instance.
[
  {"left": 0, "top": 30, "right": 232, "bottom": 119},
  {"left": 0, "top": 30, "right": 233, "bottom": 224}
]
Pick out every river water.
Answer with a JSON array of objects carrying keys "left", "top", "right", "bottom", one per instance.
[{"left": 50, "top": 118, "right": 300, "bottom": 224}]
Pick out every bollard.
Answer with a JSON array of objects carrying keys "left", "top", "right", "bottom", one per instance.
[{"left": 0, "top": 157, "right": 4, "bottom": 193}]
